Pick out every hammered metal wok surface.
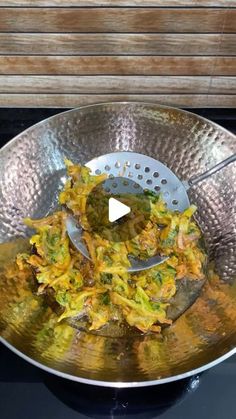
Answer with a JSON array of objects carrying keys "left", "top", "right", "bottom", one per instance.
[{"left": 0, "top": 102, "right": 236, "bottom": 387}]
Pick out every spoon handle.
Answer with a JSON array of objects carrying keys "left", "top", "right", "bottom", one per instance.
[{"left": 187, "top": 153, "right": 236, "bottom": 189}]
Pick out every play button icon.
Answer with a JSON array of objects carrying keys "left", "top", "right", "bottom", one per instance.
[
  {"left": 86, "top": 176, "right": 151, "bottom": 242},
  {"left": 108, "top": 198, "right": 130, "bottom": 223}
]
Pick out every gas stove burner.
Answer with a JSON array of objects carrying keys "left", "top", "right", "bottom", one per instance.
[{"left": 43, "top": 373, "right": 201, "bottom": 418}]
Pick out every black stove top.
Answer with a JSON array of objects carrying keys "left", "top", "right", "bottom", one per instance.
[{"left": 0, "top": 108, "right": 236, "bottom": 419}]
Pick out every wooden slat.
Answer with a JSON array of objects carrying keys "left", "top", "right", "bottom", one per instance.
[
  {"left": 0, "top": 34, "right": 235, "bottom": 56},
  {"left": 210, "top": 76, "right": 236, "bottom": 93},
  {"left": 0, "top": 56, "right": 235, "bottom": 76},
  {"left": 0, "top": 8, "right": 234, "bottom": 33},
  {"left": 0, "top": 94, "right": 235, "bottom": 108},
  {"left": 0, "top": 76, "right": 234, "bottom": 94},
  {"left": 1, "top": 1, "right": 235, "bottom": 6}
]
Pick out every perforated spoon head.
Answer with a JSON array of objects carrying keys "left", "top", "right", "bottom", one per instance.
[
  {"left": 66, "top": 215, "right": 169, "bottom": 272},
  {"left": 65, "top": 152, "right": 190, "bottom": 272}
]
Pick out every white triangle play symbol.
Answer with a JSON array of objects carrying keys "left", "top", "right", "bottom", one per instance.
[{"left": 108, "top": 197, "right": 131, "bottom": 223}]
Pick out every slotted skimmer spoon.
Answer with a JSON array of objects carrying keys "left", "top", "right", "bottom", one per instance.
[{"left": 66, "top": 151, "right": 236, "bottom": 272}]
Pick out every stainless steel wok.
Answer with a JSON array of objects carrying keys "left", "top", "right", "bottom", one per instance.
[{"left": 0, "top": 102, "right": 235, "bottom": 387}]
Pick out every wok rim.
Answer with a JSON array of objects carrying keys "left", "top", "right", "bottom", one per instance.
[
  {"left": 1, "top": 101, "right": 236, "bottom": 156},
  {"left": 1, "top": 336, "right": 236, "bottom": 388}
]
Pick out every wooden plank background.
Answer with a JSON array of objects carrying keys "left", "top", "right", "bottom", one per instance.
[
  {"left": 2, "top": 1, "right": 236, "bottom": 6},
  {"left": 0, "top": 1, "right": 236, "bottom": 108}
]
